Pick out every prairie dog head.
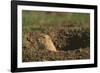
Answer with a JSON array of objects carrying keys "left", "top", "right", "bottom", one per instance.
[
  {"left": 38, "top": 34, "right": 57, "bottom": 52},
  {"left": 38, "top": 34, "right": 51, "bottom": 43}
]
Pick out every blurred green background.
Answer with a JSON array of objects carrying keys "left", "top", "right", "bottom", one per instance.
[{"left": 22, "top": 10, "right": 90, "bottom": 33}]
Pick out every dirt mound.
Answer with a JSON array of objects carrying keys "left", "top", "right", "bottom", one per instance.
[
  {"left": 22, "top": 28, "right": 90, "bottom": 62},
  {"left": 23, "top": 27, "right": 90, "bottom": 51},
  {"left": 22, "top": 48, "right": 90, "bottom": 62}
]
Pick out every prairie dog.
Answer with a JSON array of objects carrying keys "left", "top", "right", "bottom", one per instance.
[{"left": 38, "top": 34, "right": 57, "bottom": 52}]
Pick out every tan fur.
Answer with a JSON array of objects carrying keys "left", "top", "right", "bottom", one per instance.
[{"left": 38, "top": 34, "right": 57, "bottom": 52}]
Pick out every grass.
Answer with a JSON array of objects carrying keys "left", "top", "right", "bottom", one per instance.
[
  {"left": 22, "top": 10, "right": 90, "bottom": 32},
  {"left": 22, "top": 10, "right": 90, "bottom": 62}
]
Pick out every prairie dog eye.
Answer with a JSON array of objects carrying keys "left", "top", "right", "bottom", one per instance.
[{"left": 40, "top": 36, "right": 45, "bottom": 38}]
